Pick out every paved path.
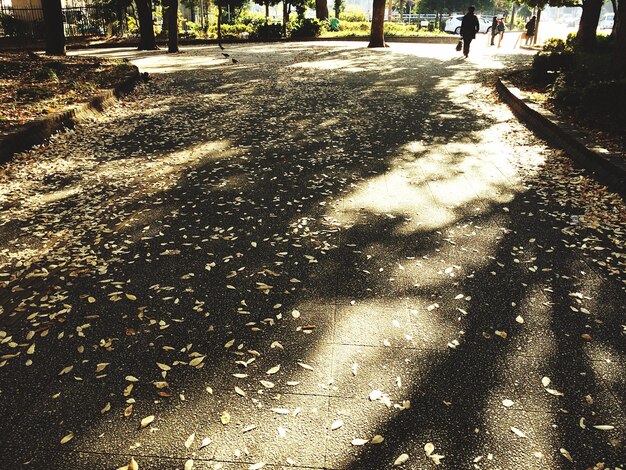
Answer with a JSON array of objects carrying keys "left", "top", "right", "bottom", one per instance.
[{"left": 0, "top": 42, "right": 625, "bottom": 470}]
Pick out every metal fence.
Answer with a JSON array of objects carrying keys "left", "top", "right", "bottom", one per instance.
[{"left": 0, "top": 4, "right": 124, "bottom": 39}]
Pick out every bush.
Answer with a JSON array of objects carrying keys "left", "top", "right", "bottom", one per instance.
[
  {"left": 291, "top": 18, "right": 326, "bottom": 38},
  {"left": 339, "top": 21, "right": 370, "bottom": 33},
  {"left": 209, "top": 23, "right": 252, "bottom": 39},
  {"left": 578, "top": 79, "right": 626, "bottom": 129},
  {"left": 542, "top": 37, "right": 566, "bottom": 53},
  {"left": 531, "top": 51, "right": 575, "bottom": 82},
  {"left": 250, "top": 21, "right": 283, "bottom": 40},
  {"left": 340, "top": 5, "right": 368, "bottom": 22},
  {"left": 551, "top": 73, "right": 579, "bottom": 108},
  {"left": 384, "top": 22, "right": 419, "bottom": 36}
]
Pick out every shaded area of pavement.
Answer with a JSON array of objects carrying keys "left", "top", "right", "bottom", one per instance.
[{"left": 0, "top": 42, "right": 624, "bottom": 469}]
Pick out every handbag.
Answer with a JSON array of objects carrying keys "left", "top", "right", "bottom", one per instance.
[{"left": 456, "top": 40, "right": 463, "bottom": 51}]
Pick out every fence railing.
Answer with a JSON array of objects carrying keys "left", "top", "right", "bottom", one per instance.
[{"left": 0, "top": 4, "right": 124, "bottom": 39}]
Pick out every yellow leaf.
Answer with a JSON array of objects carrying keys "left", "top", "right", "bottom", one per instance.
[
  {"left": 101, "top": 402, "right": 111, "bottom": 414},
  {"left": 393, "top": 454, "right": 409, "bottom": 466},
  {"left": 140, "top": 415, "right": 155, "bottom": 428},
  {"left": 266, "top": 365, "right": 280, "bottom": 375},
  {"left": 60, "top": 432, "right": 74, "bottom": 444},
  {"left": 220, "top": 411, "right": 231, "bottom": 425},
  {"left": 126, "top": 294, "right": 137, "bottom": 301},
  {"left": 189, "top": 356, "right": 205, "bottom": 367},
  {"left": 184, "top": 433, "right": 195, "bottom": 449},
  {"left": 156, "top": 363, "right": 171, "bottom": 371}
]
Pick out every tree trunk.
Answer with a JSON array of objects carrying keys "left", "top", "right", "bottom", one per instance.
[
  {"left": 217, "top": 4, "right": 222, "bottom": 41},
  {"left": 387, "top": 0, "right": 392, "bottom": 22},
  {"left": 533, "top": 8, "right": 541, "bottom": 45},
  {"left": 265, "top": 2, "right": 269, "bottom": 18},
  {"left": 368, "top": 0, "right": 386, "bottom": 47},
  {"left": 136, "top": 0, "right": 158, "bottom": 50},
  {"left": 509, "top": 3, "right": 516, "bottom": 30},
  {"left": 41, "top": 0, "right": 66, "bottom": 55},
  {"left": 613, "top": 0, "right": 626, "bottom": 76},
  {"left": 167, "top": 0, "right": 179, "bottom": 53},
  {"left": 316, "top": 0, "right": 329, "bottom": 20},
  {"left": 283, "top": 0, "right": 288, "bottom": 37},
  {"left": 576, "top": 0, "right": 602, "bottom": 51},
  {"left": 610, "top": 0, "right": 618, "bottom": 36}
]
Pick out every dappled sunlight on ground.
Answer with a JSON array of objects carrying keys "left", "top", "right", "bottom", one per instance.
[{"left": 1, "top": 42, "right": 624, "bottom": 469}]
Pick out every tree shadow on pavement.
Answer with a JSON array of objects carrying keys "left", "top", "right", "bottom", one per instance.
[{"left": 0, "top": 43, "right": 624, "bottom": 469}]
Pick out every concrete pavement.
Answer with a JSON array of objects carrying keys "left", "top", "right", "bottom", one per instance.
[{"left": 0, "top": 42, "right": 624, "bottom": 469}]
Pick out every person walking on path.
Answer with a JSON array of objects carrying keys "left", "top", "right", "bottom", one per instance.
[
  {"left": 460, "top": 6, "right": 480, "bottom": 58},
  {"left": 490, "top": 16, "right": 498, "bottom": 45},
  {"left": 525, "top": 15, "right": 536, "bottom": 45},
  {"left": 496, "top": 17, "right": 505, "bottom": 47}
]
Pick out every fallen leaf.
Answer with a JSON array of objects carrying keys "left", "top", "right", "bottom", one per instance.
[
  {"left": 424, "top": 442, "right": 435, "bottom": 456},
  {"left": 220, "top": 411, "right": 231, "bottom": 424},
  {"left": 592, "top": 425, "right": 615, "bottom": 431},
  {"left": 393, "top": 453, "right": 409, "bottom": 466},
  {"left": 60, "top": 432, "right": 74, "bottom": 444},
  {"left": 331, "top": 419, "right": 344, "bottom": 430},
  {"left": 184, "top": 459, "right": 193, "bottom": 470},
  {"left": 502, "top": 399, "right": 514, "bottom": 407},
  {"left": 140, "top": 415, "right": 155, "bottom": 429},
  {"left": 189, "top": 356, "right": 205, "bottom": 367},
  {"left": 185, "top": 433, "right": 195, "bottom": 449},
  {"left": 511, "top": 427, "right": 527, "bottom": 438},
  {"left": 101, "top": 402, "right": 111, "bottom": 414},
  {"left": 560, "top": 448, "right": 573, "bottom": 462},
  {"left": 351, "top": 438, "right": 368, "bottom": 446},
  {"left": 371, "top": 435, "right": 384, "bottom": 444},
  {"left": 266, "top": 365, "right": 280, "bottom": 375}
]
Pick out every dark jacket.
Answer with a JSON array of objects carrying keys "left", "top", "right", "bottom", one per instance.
[
  {"left": 525, "top": 17, "right": 536, "bottom": 35},
  {"left": 461, "top": 12, "right": 480, "bottom": 39}
]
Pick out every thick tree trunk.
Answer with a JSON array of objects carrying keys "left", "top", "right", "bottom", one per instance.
[
  {"left": 136, "top": 0, "right": 158, "bottom": 50},
  {"left": 613, "top": 1, "right": 626, "bottom": 76},
  {"left": 576, "top": 0, "right": 602, "bottom": 51},
  {"left": 368, "top": 0, "right": 386, "bottom": 47},
  {"left": 41, "top": 0, "right": 66, "bottom": 56},
  {"left": 167, "top": 0, "right": 179, "bottom": 53},
  {"left": 265, "top": 2, "right": 269, "bottom": 18},
  {"left": 316, "top": 0, "right": 329, "bottom": 20}
]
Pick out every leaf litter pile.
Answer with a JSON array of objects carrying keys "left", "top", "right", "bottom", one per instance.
[
  {"left": 0, "top": 51, "right": 135, "bottom": 137},
  {"left": 0, "top": 44, "right": 625, "bottom": 469}
]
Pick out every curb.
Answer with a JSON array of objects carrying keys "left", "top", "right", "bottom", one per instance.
[
  {"left": 0, "top": 65, "right": 141, "bottom": 164},
  {"left": 496, "top": 76, "right": 626, "bottom": 197}
]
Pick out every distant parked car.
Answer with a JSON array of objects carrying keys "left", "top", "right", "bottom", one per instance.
[
  {"left": 598, "top": 13, "right": 614, "bottom": 30},
  {"left": 445, "top": 14, "right": 492, "bottom": 34}
]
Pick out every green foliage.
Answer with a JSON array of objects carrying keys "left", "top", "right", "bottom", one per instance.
[
  {"left": 384, "top": 22, "right": 420, "bottom": 36},
  {"left": 339, "top": 6, "right": 367, "bottom": 22},
  {"left": 250, "top": 21, "right": 282, "bottom": 39},
  {"left": 290, "top": 18, "right": 326, "bottom": 38},
  {"left": 531, "top": 51, "right": 575, "bottom": 81},
  {"left": 209, "top": 22, "right": 251, "bottom": 38},
  {"left": 34, "top": 68, "right": 60, "bottom": 82},
  {"left": 578, "top": 79, "right": 626, "bottom": 128},
  {"left": 542, "top": 37, "right": 567, "bottom": 52},
  {"left": 125, "top": 15, "right": 139, "bottom": 35}
]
